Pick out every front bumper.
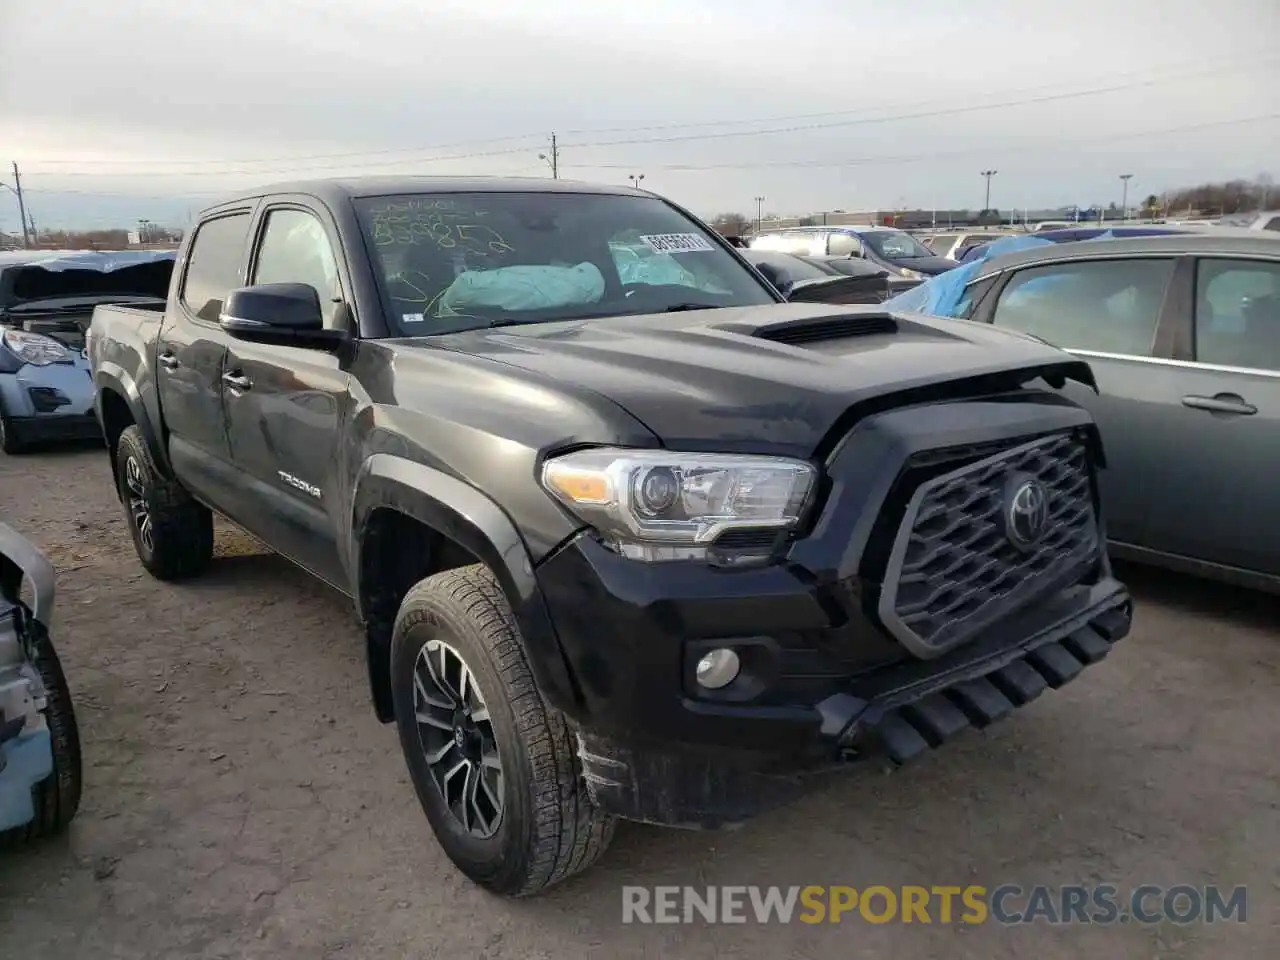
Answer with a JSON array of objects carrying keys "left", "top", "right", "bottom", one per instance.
[
  {"left": 541, "top": 534, "right": 1130, "bottom": 827},
  {"left": 0, "top": 357, "right": 101, "bottom": 447},
  {"left": 532, "top": 395, "right": 1132, "bottom": 827},
  {"left": 5, "top": 413, "right": 101, "bottom": 445}
]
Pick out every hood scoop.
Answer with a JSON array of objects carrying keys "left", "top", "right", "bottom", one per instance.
[{"left": 747, "top": 311, "right": 899, "bottom": 347}]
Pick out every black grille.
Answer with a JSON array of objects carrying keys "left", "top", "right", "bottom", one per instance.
[
  {"left": 878, "top": 431, "right": 1099, "bottom": 658},
  {"left": 711, "top": 528, "right": 785, "bottom": 551}
]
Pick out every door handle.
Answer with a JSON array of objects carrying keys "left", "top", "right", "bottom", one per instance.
[
  {"left": 1181, "top": 393, "right": 1257, "bottom": 416},
  {"left": 222, "top": 372, "right": 253, "bottom": 392},
  {"left": 158, "top": 352, "right": 181, "bottom": 370}
]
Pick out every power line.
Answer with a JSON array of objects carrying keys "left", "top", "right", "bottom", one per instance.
[
  {"left": 20, "top": 58, "right": 1275, "bottom": 179},
  {"left": 572, "top": 113, "right": 1280, "bottom": 171},
  {"left": 20, "top": 131, "right": 548, "bottom": 168},
  {"left": 557, "top": 54, "right": 1276, "bottom": 135},
  {"left": 553, "top": 63, "right": 1279, "bottom": 151},
  {"left": 18, "top": 113, "right": 1275, "bottom": 210}
]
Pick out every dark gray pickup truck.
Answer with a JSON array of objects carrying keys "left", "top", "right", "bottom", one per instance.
[{"left": 88, "top": 177, "right": 1132, "bottom": 896}]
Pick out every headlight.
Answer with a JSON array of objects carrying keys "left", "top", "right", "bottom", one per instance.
[
  {"left": 897, "top": 267, "right": 925, "bottom": 280},
  {"left": 1, "top": 329, "right": 70, "bottom": 366},
  {"left": 541, "top": 448, "right": 816, "bottom": 563}
]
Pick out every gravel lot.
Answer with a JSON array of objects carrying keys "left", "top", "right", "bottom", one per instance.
[{"left": 1, "top": 443, "right": 1276, "bottom": 959}]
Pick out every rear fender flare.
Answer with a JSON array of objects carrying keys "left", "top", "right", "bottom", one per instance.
[
  {"left": 351, "top": 454, "right": 580, "bottom": 718},
  {"left": 94, "top": 362, "right": 169, "bottom": 475}
]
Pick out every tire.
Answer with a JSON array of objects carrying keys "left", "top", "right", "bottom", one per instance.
[
  {"left": 390, "top": 564, "right": 615, "bottom": 896},
  {"left": 0, "top": 406, "right": 25, "bottom": 455},
  {"left": 0, "top": 631, "right": 82, "bottom": 847},
  {"left": 115, "top": 425, "right": 213, "bottom": 580}
]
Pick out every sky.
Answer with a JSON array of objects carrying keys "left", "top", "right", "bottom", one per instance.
[{"left": 1, "top": 0, "right": 1278, "bottom": 231}]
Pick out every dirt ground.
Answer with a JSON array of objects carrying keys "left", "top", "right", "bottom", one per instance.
[{"left": 0, "top": 443, "right": 1276, "bottom": 959}]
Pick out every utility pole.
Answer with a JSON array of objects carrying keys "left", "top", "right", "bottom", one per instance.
[
  {"left": 1119, "top": 174, "right": 1133, "bottom": 221},
  {"left": 628, "top": 174, "right": 645, "bottom": 189},
  {"left": 538, "top": 133, "right": 560, "bottom": 179},
  {"left": 980, "top": 170, "right": 998, "bottom": 214},
  {"left": 10, "top": 162, "right": 31, "bottom": 249},
  {"left": 754, "top": 196, "right": 765, "bottom": 235}
]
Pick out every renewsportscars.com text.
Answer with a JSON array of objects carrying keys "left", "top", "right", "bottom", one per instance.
[{"left": 621, "top": 884, "right": 1248, "bottom": 925}]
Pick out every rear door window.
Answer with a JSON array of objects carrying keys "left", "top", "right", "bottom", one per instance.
[
  {"left": 181, "top": 213, "right": 252, "bottom": 322},
  {"left": 1193, "top": 258, "right": 1280, "bottom": 371},
  {"left": 990, "top": 258, "right": 1175, "bottom": 355}
]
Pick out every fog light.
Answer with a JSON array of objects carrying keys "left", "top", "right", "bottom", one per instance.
[{"left": 695, "top": 648, "right": 741, "bottom": 690}]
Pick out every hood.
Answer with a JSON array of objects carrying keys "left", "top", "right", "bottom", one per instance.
[{"left": 420, "top": 303, "right": 1095, "bottom": 457}]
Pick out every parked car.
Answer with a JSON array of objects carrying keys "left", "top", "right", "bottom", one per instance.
[
  {"left": 1216, "top": 210, "right": 1280, "bottom": 232},
  {"left": 90, "top": 176, "right": 1131, "bottom": 896},
  {"left": 0, "top": 250, "right": 175, "bottom": 453},
  {"left": 907, "top": 232, "right": 1280, "bottom": 592},
  {"left": 749, "top": 225, "right": 957, "bottom": 280},
  {"left": 956, "top": 224, "right": 1206, "bottom": 264},
  {"left": 924, "top": 231, "right": 1016, "bottom": 261},
  {"left": 745, "top": 249, "right": 891, "bottom": 303},
  {"left": 0, "top": 521, "right": 82, "bottom": 845}
]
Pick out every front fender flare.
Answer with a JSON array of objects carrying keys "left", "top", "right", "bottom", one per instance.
[{"left": 351, "top": 454, "right": 581, "bottom": 719}]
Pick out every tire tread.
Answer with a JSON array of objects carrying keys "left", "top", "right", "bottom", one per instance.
[
  {"left": 396, "top": 564, "right": 615, "bottom": 896},
  {"left": 116, "top": 425, "right": 213, "bottom": 581},
  {"left": 0, "top": 632, "right": 82, "bottom": 847}
]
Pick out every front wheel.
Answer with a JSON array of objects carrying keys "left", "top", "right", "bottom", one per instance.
[
  {"left": 390, "top": 564, "right": 615, "bottom": 896},
  {"left": 0, "top": 406, "right": 25, "bottom": 455},
  {"left": 115, "top": 425, "right": 213, "bottom": 580}
]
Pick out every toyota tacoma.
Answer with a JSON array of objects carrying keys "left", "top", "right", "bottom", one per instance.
[{"left": 87, "top": 177, "right": 1132, "bottom": 896}]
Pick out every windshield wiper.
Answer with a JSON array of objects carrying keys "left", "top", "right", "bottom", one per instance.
[{"left": 662, "top": 302, "right": 716, "bottom": 313}]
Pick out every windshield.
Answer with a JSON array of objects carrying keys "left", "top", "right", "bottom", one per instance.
[
  {"left": 861, "top": 230, "right": 934, "bottom": 260},
  {"left": 354, "top": 192, "right": 776, "bottom": 335}
]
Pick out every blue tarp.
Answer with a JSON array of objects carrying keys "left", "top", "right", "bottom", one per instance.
[
  {"left": 882, "top": 235, "right": 1056, "bottom": 317},
  {"left": 11, "top": 250, "right": 176, "bottom": 273}
]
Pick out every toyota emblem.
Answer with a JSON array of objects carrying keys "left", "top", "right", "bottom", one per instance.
[{"left": 1004, "top": 477, "right": 1050, "bottom": 549}]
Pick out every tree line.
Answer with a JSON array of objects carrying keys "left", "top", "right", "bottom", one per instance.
[{"left": 708, "top": 174, "right": 1275, "bottom": 235}]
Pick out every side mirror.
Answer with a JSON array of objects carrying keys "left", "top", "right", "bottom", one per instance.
[
  {"left": 219, "top": 283, "right": 348, "bottom": 349},
  {"left": 754, "top": 261, "right": 793, "bottom": 296}
]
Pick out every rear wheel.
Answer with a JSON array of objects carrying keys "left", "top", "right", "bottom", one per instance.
[
  {"left": 390, "top": 564, "right": 615, "bottom": 896},
  {"left": 0, "top": 631, "right": 82, "bottom": 847},
  {"left": 115, "top": 425, "right": 213, "bottom": 580}
]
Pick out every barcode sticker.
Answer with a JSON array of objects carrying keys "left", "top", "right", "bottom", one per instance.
[{"left": 638, "top": 233, "right": 716, "bottom": 254}]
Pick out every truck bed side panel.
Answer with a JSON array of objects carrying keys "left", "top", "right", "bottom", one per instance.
[{"left": 88, "top": 303, "right": 169, "bottom": 471}]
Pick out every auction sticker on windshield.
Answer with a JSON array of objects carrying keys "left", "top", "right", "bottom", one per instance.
[{"left": 639, "top": 233, "right": 716, "bottom": 254}]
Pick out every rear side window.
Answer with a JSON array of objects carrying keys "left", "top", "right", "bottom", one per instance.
[
  {"left": 826, "top": 233, "right": 863, "bottom": 257},
  {"left": 181, "top": 213, "right": 252, "bottom": 322},
  {"left": 1194, "top": 258, "right": 1280, "bottom": 371},
  {"left": 990, "top": 258, "right": 1175, "bottom": 356}
]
